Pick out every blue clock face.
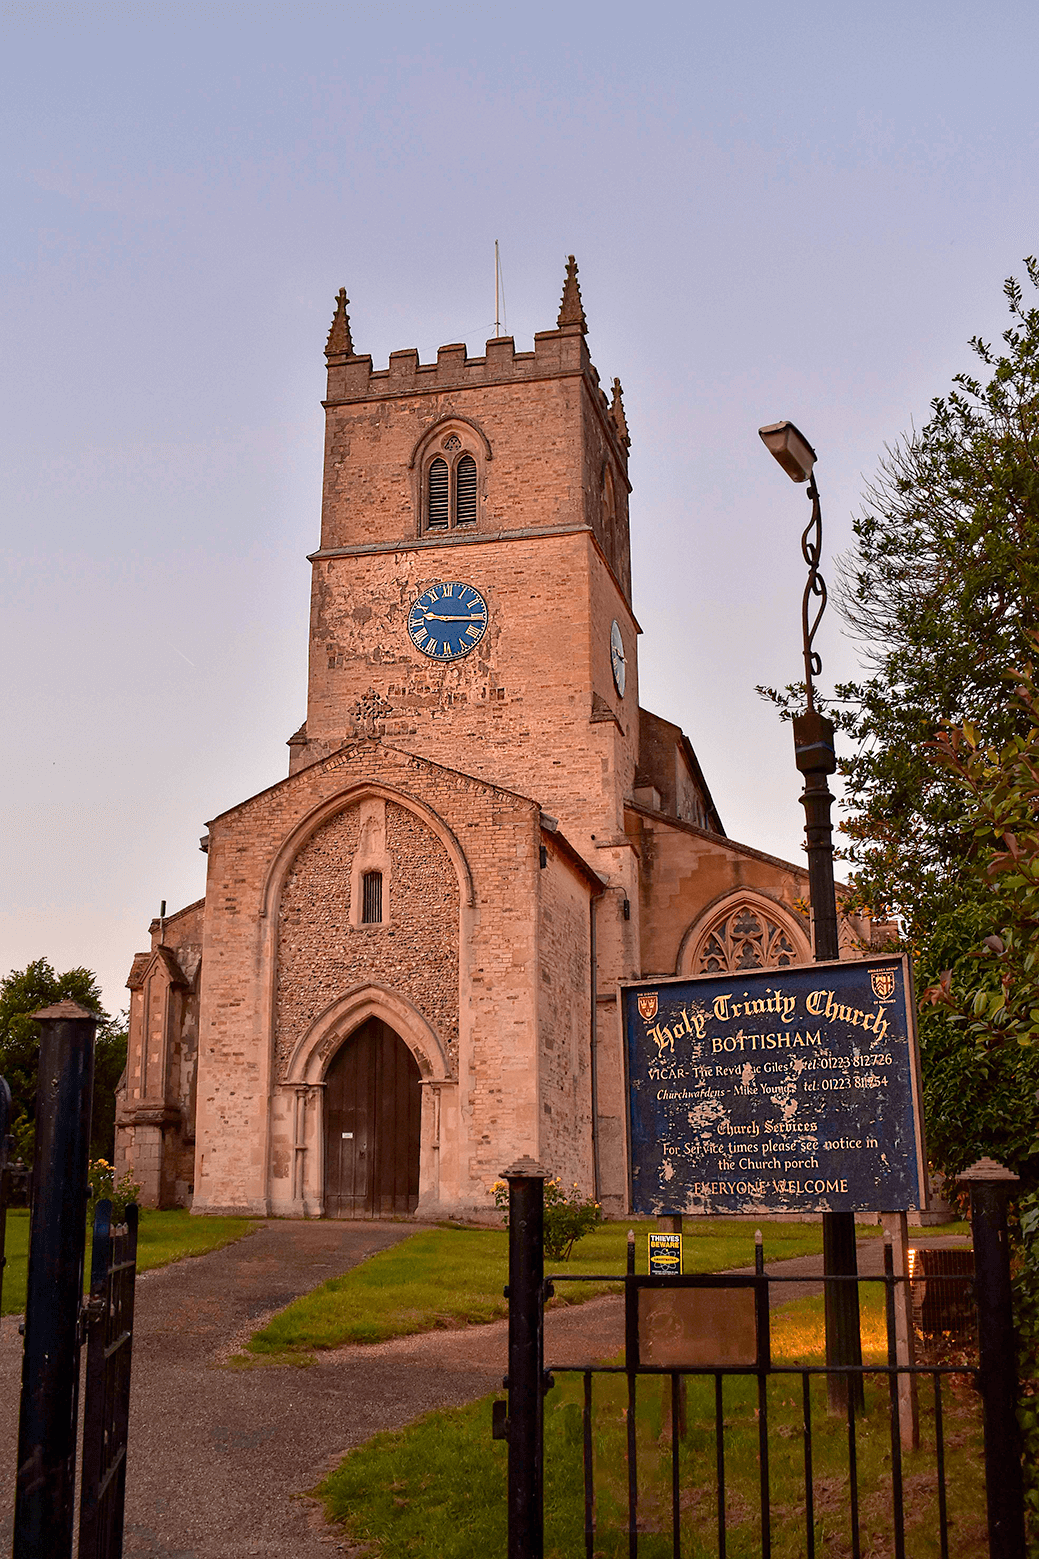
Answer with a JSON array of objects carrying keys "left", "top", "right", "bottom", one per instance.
[{"left": 407, "top": 581, "right": 488, "bottom": 660}]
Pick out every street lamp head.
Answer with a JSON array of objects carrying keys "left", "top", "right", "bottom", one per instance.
[{"left": 758, "top": 421, "right": 817, "bottom": 484}]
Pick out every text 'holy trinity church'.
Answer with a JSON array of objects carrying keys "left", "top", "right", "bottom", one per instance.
[{"left": 116, "top": 258, "right": 870, "bottom": 1218}]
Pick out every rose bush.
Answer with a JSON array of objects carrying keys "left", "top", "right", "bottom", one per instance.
[{"left": 492, "top": 1177, "right": 603, "bottom": 1260}]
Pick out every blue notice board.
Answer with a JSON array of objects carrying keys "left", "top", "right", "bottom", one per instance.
[{"left": 622, "top": 956, "right": 925, "bottom": 1216}]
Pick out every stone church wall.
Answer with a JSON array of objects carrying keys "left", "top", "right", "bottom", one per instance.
[
  {"left": 301, "top": 530, "right": 639, "bottom": 863},
  {"left": 117, "top": 899, "right": 203, "bottom": 1208},
  {"left": 320, "top": 373, "right": 590, "bottom": 554},
  {"left": 275, "top": 798, "right": 460, "bottom": 1077},
  {"left": 191, "top": 740, "right": 548, "bottom": 1216},
  {"left": 628, "top": 804, "right": 811, "bottom": 978},
  {"left": 536, "top": 846, "right": 595, "bottom": 1195}
]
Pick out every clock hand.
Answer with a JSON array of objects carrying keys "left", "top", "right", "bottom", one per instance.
[{"left": 424, "top": 613, "right": 484, "bottom": 622}]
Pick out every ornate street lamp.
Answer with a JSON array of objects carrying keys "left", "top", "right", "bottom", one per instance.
[
  {"left": 758, "top": 422, "right": 825, "bottom": 713},
  {"left": 758, "top": 420, "right": 838, "bottom": 958},
  {"left": 759, "top": 420, "right": 863, "bottom": 1409}
]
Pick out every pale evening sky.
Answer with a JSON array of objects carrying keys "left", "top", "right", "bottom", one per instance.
[{"left": 3, "top": 1, "right": 1038, "bottom": 1013}]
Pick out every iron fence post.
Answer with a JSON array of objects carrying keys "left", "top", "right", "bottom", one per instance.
[
  {"left": 13, "top": 999, "right": 97, "bottom": 1559},
  {"left": 958, "top": 1157, "right": 1025, "bottom": 1559},
  {"left": 880, "top": 1209, "right": 919, "bottom": 1450},
  {"left": 504, "top": 1156, "right": 547, "bottom": 1559}
]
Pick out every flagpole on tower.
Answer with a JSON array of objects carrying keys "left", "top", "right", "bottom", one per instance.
[{"left": 494, "top": 240, "right": 502, "bottom": 337}]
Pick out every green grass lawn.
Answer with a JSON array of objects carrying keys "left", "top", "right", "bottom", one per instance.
[
  {"left": 241, "top": 1218, "right": 882, "bottom": 1362},
  {"left": 1, "top": 1208, "right": 255, "bottom": 1315},
  {"left": 318, "top": 1284, "right": 985, "bottom": 1558}
]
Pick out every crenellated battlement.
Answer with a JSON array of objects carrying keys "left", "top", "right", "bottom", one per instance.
[
  {"left": 329, "top": 326, "right": 590, "bottom": 396},
  {"left": 323, "top": 258, "right": 630, "bottom": 464}
]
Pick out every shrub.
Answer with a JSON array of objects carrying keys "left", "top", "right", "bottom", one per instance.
[
  {"left": 492, "top": 1177, "right": 603, "bottom": 1261},
  {"left": 87, "top": 1158, "right": 141, "bottom": 1224}
]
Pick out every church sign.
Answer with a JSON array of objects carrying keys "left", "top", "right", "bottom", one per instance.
[{"left": 621, "top": 956, "right": 925, "bottom": 1216}]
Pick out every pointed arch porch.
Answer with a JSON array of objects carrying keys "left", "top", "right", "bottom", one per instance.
[
  {"left": 270, "top": 984, "right": 456, "bottom": 1218},
  {"left": 256, "top": 778, "right": 473, "bottom": 1218}
]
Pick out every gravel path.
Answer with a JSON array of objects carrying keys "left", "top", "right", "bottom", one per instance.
[{"left": 0, "top": 1224, "right": 971, "bottom": 1557}]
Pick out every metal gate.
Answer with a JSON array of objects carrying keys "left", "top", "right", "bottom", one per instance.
[
  {"left": 498, "top": 1165, "right": 1025, "bottom": 1559},
  {"left": 10, "top": 1005, "right": 139, "bottom": 1559},
  {"left": 79, "top": 1200, "right": 140, "bottom": 1559}
]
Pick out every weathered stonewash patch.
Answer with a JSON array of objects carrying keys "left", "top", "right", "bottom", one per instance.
[{"left": 275, "top": 799, "right": 459, "bottom": 1075}]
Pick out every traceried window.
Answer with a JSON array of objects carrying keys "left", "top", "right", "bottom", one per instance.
[
  {"left": 361, "top": 870, "right": 383, "bottom": 925},
  {"left": 695, "top": 904, "right": 799, "bottom": 973},
  {"left": 423, "top": 440, "right": 480, "bottom": 531}
]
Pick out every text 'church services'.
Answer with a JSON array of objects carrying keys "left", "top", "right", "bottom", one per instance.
[{"left": 116, "top": 259, "right": 866, "bottom": 1218}]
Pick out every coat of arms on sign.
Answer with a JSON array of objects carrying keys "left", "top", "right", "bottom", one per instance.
[
  {"left": 637, "top": 993, "right": 658, "bottom": 1021},
  {"left": 870, "top": 968, "right": 896, "bottom": 1003}
]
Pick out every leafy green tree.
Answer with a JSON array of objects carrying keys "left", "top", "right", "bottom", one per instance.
[
  {"left": 829, "top": 257, "right": 1039, "bottom": 939},
  {"left": 917, "top": 659, "right": 1039, "bottom": 1192},
  {"left": 0, "top": 958, "right": 127, "bottom": 1164},
  {"left": 759, "top": 261, "right": 1039, "bottom": 1189},
  {"left": 916, "top": 665, "right": 1039, "bottom": 1543}
]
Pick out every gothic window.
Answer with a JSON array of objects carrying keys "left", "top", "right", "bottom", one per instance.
[
  {"left": 456, "top": 455, "right": 477, "bottom": 524},
  {"left": 694, "top": 904, "right": 800, "bottom": 974},
  {"left": 361, "top": 870, "right": 383, "bottom": 925},
  {"left": 427, "top": 459, "right": 449, "bottom": 529},
  {"left": 423, "top": 438, "right": 481, "bottom": 531}
]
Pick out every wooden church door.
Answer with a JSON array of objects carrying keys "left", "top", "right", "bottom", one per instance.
[{"left": 323, "top": 1018, "right": 421, "bottom": 1217}]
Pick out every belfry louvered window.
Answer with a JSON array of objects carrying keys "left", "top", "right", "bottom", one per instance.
[
  {"left": 427, "top": 459, "right": 450, "bottom": 529},
  {"left": 424, "top": 444, "right": 480, "bottom": 531},
  {"left": 455, "top": 455, "right": 477, "bottom": 524},
  {"left": 361, "top": 870, "right": 383, "bottom": 925}
]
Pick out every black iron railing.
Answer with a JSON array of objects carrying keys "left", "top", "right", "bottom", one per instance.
[
  {"left": 546, "top": 1257, "right": 974, "bottom": 1559},
  {"left": 501, "top": 1169, "right": 1025, "bottom": 1559}
]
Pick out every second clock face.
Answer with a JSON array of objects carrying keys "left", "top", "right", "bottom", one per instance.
[
  {"left": 408, "top": 581, "right": 488, "bottom": 660},
  {"left": 610, "top": 618, "right": 627, "bottom": 697}
]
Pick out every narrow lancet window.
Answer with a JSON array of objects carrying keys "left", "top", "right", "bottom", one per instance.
[
  {"left": 456, "top": 455, "right": 477, "bottom": 523},
  {"left": 361, "top": 870, "right": 383, "bottom": 924},
  {"left": 427, "top": 459, "right": 449, "bottom": 528}
]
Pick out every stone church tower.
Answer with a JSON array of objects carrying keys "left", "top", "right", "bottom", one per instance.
[{"left": 117, "top": 260, "right": 858, "bottom": 1217}]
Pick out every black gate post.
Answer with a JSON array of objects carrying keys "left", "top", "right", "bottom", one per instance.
[
  {"left": 504, "top": 1156, "right": 547, "bottom": 1559},
  {"left": 13, "top": 999, "right": 97, "bottom": 1559},
  {"left": 794, "top": 711, "right": 863, "bottom": 1413},
  {"left": 958, "top": 1157, "right": 1025, "bottom": 1559},
  {"left": 0, "top": 1073, "right": 11, "bottom": 1316}
]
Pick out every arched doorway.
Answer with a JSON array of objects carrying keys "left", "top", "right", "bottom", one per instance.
[{"left": 323, "top": 1017, "right": 421, "bottom": 1217}]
